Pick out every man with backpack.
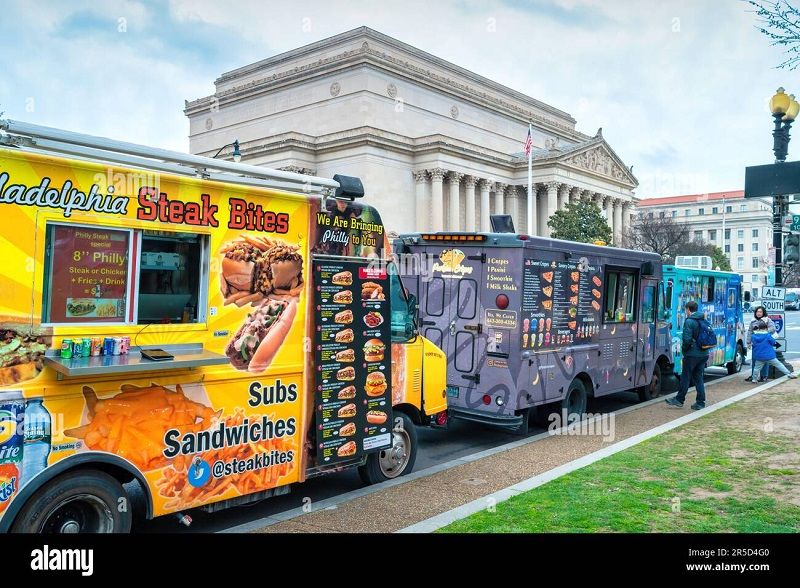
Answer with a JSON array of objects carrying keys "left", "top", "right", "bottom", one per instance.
[{"left": 666, "top": 301, "right": 713, "bottom": 410}]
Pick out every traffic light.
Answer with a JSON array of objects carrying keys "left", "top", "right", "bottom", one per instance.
[{"left": 785, "top": 233, "right": 800, "bottom": 266}]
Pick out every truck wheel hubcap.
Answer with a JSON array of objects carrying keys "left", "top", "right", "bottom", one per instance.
[
  {"left": 41, "top": 494, "right": 115, "bottom": 533},
  {"left": 379, "top": 429, "right": 410, "bottom": 478}
]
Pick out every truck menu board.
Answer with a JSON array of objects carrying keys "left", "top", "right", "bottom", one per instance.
[
  {"left": 521, "top": 258, "right": 603, "bottom": 350},
  {"left": 313, "top": 259, "right": 392, "bottom": 464},
  {"left": 45, "top": 225, "right": 130, "bottom": 323}
]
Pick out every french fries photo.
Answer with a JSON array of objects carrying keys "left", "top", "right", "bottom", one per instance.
[{"left": 64, "top": 383, "right": 221, "bottom": 471}]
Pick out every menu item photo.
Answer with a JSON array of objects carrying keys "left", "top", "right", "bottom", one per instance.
[
  {"left": 365, "top": 371, "right": 387, "bottom": 397},
  {"left": 337, "top": 441, "right": 357, "bottom": 457},
  {"left": 361, "top": 281, "right": 385, "bottom": 300},
  {"left": 363, "top": 338, "right": 385, "bottom": 362},
  {"left": 366, "top": 410, "right": 387, "bottom": 424},
  {"left": 335, "top": 328, "right": 354, "bottom": 343},
  {"left": 337, "top": 385, "right": 356, "bottom": 400},
  {"left": 335, "top": 309, "right": 353, "bottom": 324},
  {"left": 339, "top": 422, "right": 356, "bottom": 437},
  {"left": 66, "top": 298, "right": 97, "bottom": 317},
  {"left": 335, "top": 348, "right": 355, "bottom": 362},
  {"left": 333, "top": 290, "right": 353, "bottom": 304},
  {"left": 337, "top": 366, "right": 355, "bottom": 381},
  {"left": 338, "top": 403, "right": 357, "bottom": 418},
  {"left": 332, "top": 271, "right": 353, "bottom": 286},
  {"left": 363, "top": 311, "right": 383, "bottom": 328}
]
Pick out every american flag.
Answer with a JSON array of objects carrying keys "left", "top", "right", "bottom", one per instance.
[{"left": 524, "top": 125, "right": 533, "bottom": 156}]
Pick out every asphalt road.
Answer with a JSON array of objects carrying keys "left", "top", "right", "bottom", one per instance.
[{"left": 133, "top": 367, "right": 729, "bottom": 533}]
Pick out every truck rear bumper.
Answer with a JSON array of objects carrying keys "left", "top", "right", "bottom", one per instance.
[{"left": 449, "top": 406, "right": 523, "bottom": 429}]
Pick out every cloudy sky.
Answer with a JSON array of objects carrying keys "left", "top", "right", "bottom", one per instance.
[{"left": 0, "top": 0, "right": 793, "bottom": 197}]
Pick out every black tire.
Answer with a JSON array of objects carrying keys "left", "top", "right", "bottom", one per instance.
[
  {"left": 358, "top": 412, "right": 417, "bottom": 485},
  {"left": 10, "top": 469, "right": 131, "bottom": 533},
  {"left": 638, "top": 363, "right": 663, "bottom": 401},
  {"left": 727, "top": 343, "right": 745, "bottom": 375},
  {"left": 561, "top": 379, "right": 587, "bottom": 422}
]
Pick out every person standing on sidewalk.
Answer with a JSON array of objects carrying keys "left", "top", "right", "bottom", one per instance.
[
  {"left": 745, "top": 306, "right": 776, "bottom": 382},
  {"left": 666, "top": 301, "right": 709, "bottom": 410},
  {"left": 750, "top": 320, "right": 797, "bottom": 381}
]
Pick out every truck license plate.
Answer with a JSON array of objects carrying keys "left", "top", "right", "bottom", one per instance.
[{"left": 446, "top": 385, "right": 459, "bottom": 398}]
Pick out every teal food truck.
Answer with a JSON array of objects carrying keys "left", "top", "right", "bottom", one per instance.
[{"left": 664, "top": 265, "right": 745, "bottom": 375}]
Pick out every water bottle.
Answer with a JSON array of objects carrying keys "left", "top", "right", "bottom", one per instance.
[{"left": 21, "top": 399, "right": 51, "bottom": 485}]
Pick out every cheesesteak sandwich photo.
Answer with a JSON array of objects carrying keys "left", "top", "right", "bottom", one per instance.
[
  {"left": 219, "top": 235, "right": 304, "bottom": 306},
  {"left": 225, "top": 297, "right": 298, "bottom": 373},
  {"left": 0, "top": 320, "right": 51, "bottom": 386}
]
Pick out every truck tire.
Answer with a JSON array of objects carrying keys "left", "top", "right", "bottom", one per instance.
[
  {"left": 358, "top": 412, "right": 417, "bottom": 485},
  {"left": 727, "top": 343, "right": 745, "bottom": 375},
  {"left": 561, "top": 379, "right": 587, "bottom": 422},
  {"left": 638, "top": 364, "right": 662, "bottom": 401},
  {"left": 10, "top": 470, "right": 131, "bottom": 533}
]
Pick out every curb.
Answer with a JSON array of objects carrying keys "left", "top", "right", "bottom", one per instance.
[
  {"left": 397, "top": 375, "right": 792, "bottom": 533},
  {"left": 218, "top": 371, "right": 740, "bottom": 533}
]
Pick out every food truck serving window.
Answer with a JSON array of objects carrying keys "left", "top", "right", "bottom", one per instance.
[
  {"left": 604, "top": 269, "right": 637, "bottom": 323},
  {"left": 42, "top": 223, "right": 208, "bottom": 325}
]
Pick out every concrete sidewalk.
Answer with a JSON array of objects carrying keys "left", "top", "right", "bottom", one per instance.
[{"left": 251, "top": 374, "right": 797, "bottom": 533}]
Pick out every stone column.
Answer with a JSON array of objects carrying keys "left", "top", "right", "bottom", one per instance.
[
  {"left": 479, "top": 179, "right": 493, "bottom": 232},
  {"left": 429, "top": 168, "right": 446, "bottom": 231},
  {"left": 495, "top": 182, "right": 506, "bottom": 216},
  {"left": 504, "top": 185, "right": 518, "bottom": 230},
  {"left": 569, "top": 186, "right": 581, "bottom": 204},
  {"left": 622, "top": 201, "right": 632, "bottom": 238},
  {"left": 537, "top": 184, "right": 549, "bottom": 236},
  {"left": 448, "top": 172, "right": 463, "bottom": 231},
  {"left": 592, "top": 192, "right": 603, "bottom": 211},
  {"left": 558, "top": 184, "right": 570, "bottom": 211},
  {"left": 545, "top": 181, "right": 559, "bottom": 237},
  {"left": 464, "top": 175, "right": 477, "bottom": 232},
  {"left": 414, "top": 170, "right": 428, "bottom": 231},
  {"left": 613, "top": 198, "right": 623, "bottom": 244}
]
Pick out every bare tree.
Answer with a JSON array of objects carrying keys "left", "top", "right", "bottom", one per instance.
[
  {"left": 749, "top": 0, "right": 800, "bottom": 69},
  {"left": 622, "top": 213, "right": 690, "bottom": 260}
]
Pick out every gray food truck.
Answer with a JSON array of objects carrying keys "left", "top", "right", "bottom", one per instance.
[{"left": 394, "top": 232, "right": 673, "bottom": 431}]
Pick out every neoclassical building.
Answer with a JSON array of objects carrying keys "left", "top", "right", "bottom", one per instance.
[{"left": 185, "top": 27, "right": 638, "bottom": 239}]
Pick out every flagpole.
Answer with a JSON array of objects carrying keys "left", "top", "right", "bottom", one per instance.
[{"left": 527, "top": 122, "right": 533, "bottom": 235}]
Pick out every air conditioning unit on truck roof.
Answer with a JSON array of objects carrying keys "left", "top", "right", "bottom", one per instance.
[{"left": 675, "top": 255, "right": 713, "bottom": 270}]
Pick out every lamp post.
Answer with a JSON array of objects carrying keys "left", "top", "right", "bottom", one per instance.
[
  {"left": 769, "top": 88, "right": 800, "bottom": 286},
  {"left": 212, "top": 139, "right": 241, "bottom": 163}
]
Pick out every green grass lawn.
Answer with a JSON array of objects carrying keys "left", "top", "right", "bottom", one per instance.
[{"left": 440, "top": 391, "right": 800, "bottom": 533}]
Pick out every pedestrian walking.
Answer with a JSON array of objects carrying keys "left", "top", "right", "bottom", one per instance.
[
  {"left": 750, "top": 320, "right": 797, "bottom": 382},
  {"left": 745, "top": 306, "right": 776, "bottom": 382},
  {"left": 666, "top": 301, "right": 712, "bottom": 410}
]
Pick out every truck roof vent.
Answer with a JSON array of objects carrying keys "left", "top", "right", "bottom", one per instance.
[{"left": 332, "top": 174, "right": 364, "bottom": 200}]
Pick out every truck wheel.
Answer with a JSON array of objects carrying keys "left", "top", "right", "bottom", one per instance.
[
  {"left": 561, "top": 379, "right": 587, "bottom": 422},
  {"left": 358, "top": 412, "right": 417, "bottom": 485},
  {"left": 638, "top": 364, "right": 662, "bottom": 401},
  {"left": 10, "top": 470, "right": 131, "bottom": 533},
  {"left": 727, "top": 343, "right": 745, "bottom": 375}
]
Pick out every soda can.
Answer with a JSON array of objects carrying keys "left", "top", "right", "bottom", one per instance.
[
  {"left": 0, "top": 391, "right": 24, "bottom": 514},
  {"left": 71, "top": 339, "right": 83, "bottom": 358},
  {"left": 112, "top": 337, "right": 122, "bottom": 356},
  {"left": 60, "top": 339, "right": 73, "bottom": 359},
  {"left": 103, "top": 338, "right": 115, "bottom": 356},
  {"left": 80, "top": 338, "right": 91, "bottom": 358},
  {"left": 120, "top": 336, "right": 130, "bottom": 355},
  {"left": 90, "top": 337, "right": 102, "bottom": 357}
]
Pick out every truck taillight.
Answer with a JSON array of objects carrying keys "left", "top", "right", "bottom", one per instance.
[
  {"left": 482, "top": 394, "right": 491, "bottom": 405},
  {"left": 496, "top": 294, "right": 509, "bottom": 309},
  {"left": 435, "top": 411, "right": 448, "bottom": 426}
]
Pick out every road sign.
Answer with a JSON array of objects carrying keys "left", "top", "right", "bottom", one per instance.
[
  {"left": 744, "top": 161, "right": 800, "bottom": 198},
  {"left": 762, "top": 286, "right": 785, "bottom": 313},
  {"left": 791, "top": 214, "right": 800, "bottom": 232}
]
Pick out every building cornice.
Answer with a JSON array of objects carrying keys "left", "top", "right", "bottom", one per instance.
[{"left": 185, "top": 29, "right": 586, "bottom": 140}]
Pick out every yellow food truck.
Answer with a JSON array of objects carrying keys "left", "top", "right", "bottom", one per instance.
[{"left": 0, "top": 120, "right": 447, "bottom": 533}]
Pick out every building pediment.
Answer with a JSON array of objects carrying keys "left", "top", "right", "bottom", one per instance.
[{"left": 550, "top": 139, "right": 638, "bottom": 187}]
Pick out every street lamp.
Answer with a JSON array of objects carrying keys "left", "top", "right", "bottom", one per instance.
[
  {"left": 770, "top": 87, "right": 799, "bottom": 163},
  {"left": 212, "top": 139, "right": 241, "bottom": 163}
]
